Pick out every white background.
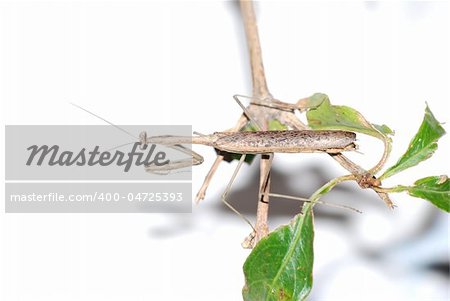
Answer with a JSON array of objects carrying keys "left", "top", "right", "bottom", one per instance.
[{"left": 1, "top": 1, "right": 449, "bottom": 300}]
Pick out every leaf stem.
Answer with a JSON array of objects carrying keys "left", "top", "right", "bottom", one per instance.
[
  {"left": 369, "top": 136, "right": 392, "bottom": 176},
  {"left": 304, "top": 174, "right": 356, "bottom": 212},
  {"left": 372, "top": 185, "right": 410, "bottom": 194}
]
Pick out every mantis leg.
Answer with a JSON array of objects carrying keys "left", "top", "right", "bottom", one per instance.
[
  {"left": 196, "top": 154, "right": 224, "bottom": 202},
  {"left": 220, "top": 154, "right": 256, "bottom": 233},
  {"left": 145, "top": 144, "right": 203, "bottom": 175},
  {"left": 232, "top": 95, "right": 263, "bottom": 130},
  {"left": 195, "top": 114, "right": 248, "bottom": 201},
  {"left": 263, "top": 192, "right": 362, "bottom": 214}
]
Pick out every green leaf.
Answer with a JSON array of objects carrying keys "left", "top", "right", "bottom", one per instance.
[
  {"left": 242, "top": 204, "right": 314, "bottom": 301},
  {"left": 243, "top": 122, "right": 260, "bottom": 132},
  {"left": 373, "top": 123, "right": 394, "bottom": 136},
  {"left": 268, "top": 119, "right": 288, "bottom": 131},
  {"left": 306, "top": 98, "right": 390, "bottom": 140},
  {"left": 297, "top": 93, "right": 329, "bottom": 111},
  {"left": 381, "top": 105, "right": 446, "bottom": 179},
  {"left": 407, "top": 175, "right": 449, "bottom": 212},
  {"left": 241, "top": 175, "right": 351, "bottom": 301}
]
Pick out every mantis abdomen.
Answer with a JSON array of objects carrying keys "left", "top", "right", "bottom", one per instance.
[{"left": 208, "top": 130, "right": 356, "bottom": 154}]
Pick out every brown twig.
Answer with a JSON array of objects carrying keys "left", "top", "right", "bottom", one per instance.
[
  {"left": 241, "top": 2, "right": 394, "bottom": 211},
  {"left": 240, "top": 0, "right": 273, "bottom": 246},
  {"left": 196, "top": 0, "right": 395, "bottom": 248},
  {"left": 240, "top": 1, "right": 271, "bottom": 100}
]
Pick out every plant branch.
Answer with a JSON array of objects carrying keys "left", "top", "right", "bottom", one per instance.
[
  {"left": 373, "top": 185, "right": 410, "bottom": 194},
  {"left": 197, "top": 1, "right": 396, "bottom": 248},
  {"left": 240, "top": 0, "right": 272, "bottom": 246},
  {"left": 304, "top": 174, "right": 356, "bottom": 213},
  {"left": 240, "top": 0, "right": 271, "bottom": 99},
  {"left": 369, "top": 135, "right": 392, "bottom": 176}
]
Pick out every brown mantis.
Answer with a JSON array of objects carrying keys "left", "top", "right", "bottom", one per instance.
[
  {"left": 137, "top": 95, "right": 363, "bottom": 237},
  {"left": 140, "top": 129, "right": 356, "bottom": 172},
  {"left": 73, "top": 96, "right": 362, "bottom": 240},
  {"left": 140, "top": 94, "right": 357, "bottom": 174}
]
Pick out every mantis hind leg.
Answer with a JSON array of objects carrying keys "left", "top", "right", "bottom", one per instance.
[{"left": 220, "top": 154, "right": 256, "bottom": 234}]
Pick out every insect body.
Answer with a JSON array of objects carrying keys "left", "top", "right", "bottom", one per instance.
[
  {"left": 144, "top": 130, "right": 356, "bottom": 155},
  {"left": 206, "top": 130, "right": 356, "bottom": 154},
  {"left": 142, "top": 130, "right": 356, "bottom": 174},
  {"left": 72, "top": 102, "right": 361, "bottom": 238}
]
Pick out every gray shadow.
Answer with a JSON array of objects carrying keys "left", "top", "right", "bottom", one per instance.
[
  {"left": 148, "top": 213, "right": 194, "bottom": 239},
  {"left": 211, "top": 156, "right": 384, "bottom": 224}
]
